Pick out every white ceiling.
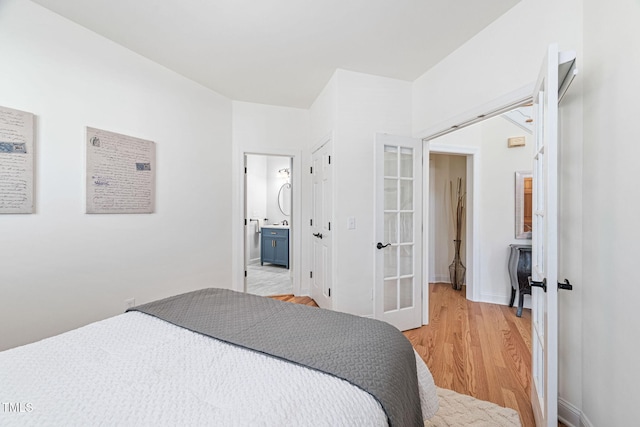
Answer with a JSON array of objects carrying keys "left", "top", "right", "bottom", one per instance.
[{"left": 31, "top": 0, "right": 519, "bottom": 108}]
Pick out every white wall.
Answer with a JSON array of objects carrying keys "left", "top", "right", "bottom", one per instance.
[
  {"left": 246, "top": 155, "right": 267, "bottom": 261},
  {"left": 266, "top": 156, "right": 292, "bottom": 225},
  {"left": 412, "top": 0, "right": 584, "bottom": 418},
  {"left": 232, "top": 102, "right": 309, "bottom": 152},
  {"left": 581, "top": 1, "right": 640, "bottom": 425},
  {"left": 330, "top": 70, "right": 413, "bottom": 315},
  {"left": 412, "top": 0, "right": 583, "bottom": 135},
  {"left": 309, "top": 75, "right": 337, "bottom": 146},
  {"left": 0, "top": 0, "right": 232, "bottom": 351},
  {"left": 429, "top": 154, "right": 467, "bottom": 283},
  {"left": 479, "top": 118, "right": 533, "bottom": 302}
]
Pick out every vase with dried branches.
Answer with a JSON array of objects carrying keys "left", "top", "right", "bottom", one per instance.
[{"left": 449, "top": 177, "right": 466, "bottom": 291}]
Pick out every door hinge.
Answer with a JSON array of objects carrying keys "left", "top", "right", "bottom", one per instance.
[
  {"left": 328, "top": 221, "right": 331, "bottom": 231},
  {"left": 244, "top": 270, "right": 247, "bottom": 277},
  {"left": 244, "top": 167, "right": 247, "bottom": 174},
  {"left": 310, "top": 271, "right": 313, "bottom": 279},
  {"left": 310, "top": 219, "right": 313, "bottom": 226},
  {"left": 244, "top": 218, "right": 247, "bottom": 226},
  {"left": 328, "top": 288, "right": 331, "bottom": 297},
  {"left": 328, "top": 155, "right": 331, "bottom": 165},
  {"left": 310, "top": 166, "right": 313, "bottom": 174}
]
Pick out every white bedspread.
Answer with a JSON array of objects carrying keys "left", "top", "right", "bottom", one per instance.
[{"left": 0, "top": 311, "right": 438, "bottom": 426}]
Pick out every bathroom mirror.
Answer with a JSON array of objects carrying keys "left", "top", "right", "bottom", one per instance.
[
  {"left": 278, "top": 182, "right": 291, "bottom": 216},
  {"left": 515, "top": 171, "right": 532, "bottom": 239}
]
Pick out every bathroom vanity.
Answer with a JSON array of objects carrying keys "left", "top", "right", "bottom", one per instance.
[{"left": 261, "top": 227, "right": 289, "bottom": 269}]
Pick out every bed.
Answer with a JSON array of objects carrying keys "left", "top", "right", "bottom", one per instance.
[{"left": 0, "top": 288, "right": 439, "bottom": 426}]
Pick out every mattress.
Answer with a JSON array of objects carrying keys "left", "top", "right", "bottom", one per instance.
[{"left": 0, "top": 311, "right": 438, "bottom": 426}]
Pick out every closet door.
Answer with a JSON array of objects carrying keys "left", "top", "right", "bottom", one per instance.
[{"left": 310, "top": 141, "right": 332, "bottom": 309}]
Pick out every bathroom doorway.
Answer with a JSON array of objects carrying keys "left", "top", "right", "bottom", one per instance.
[{"left": 244, "top": 154, "right": 293, "bottom": 296}]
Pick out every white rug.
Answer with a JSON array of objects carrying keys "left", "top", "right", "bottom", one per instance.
[{"left": 424, "top": 387, "right": 522, "bottom": 427}]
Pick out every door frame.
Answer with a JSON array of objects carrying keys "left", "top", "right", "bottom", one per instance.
[
  {"left": 416, "top": 84, "right": 534, "bottom": 141},
  {"left": 425, "top": 143, "right": 480, "bottom": 302},
  {"left": 416, "top": 85, "right": 534, "bottom": 306},
  {"left": 232, "top": 145, "right": 302, "bottom": 295}
]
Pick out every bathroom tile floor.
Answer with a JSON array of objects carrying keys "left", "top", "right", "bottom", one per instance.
[{"left": 246, "top": 260, "right": 292, "bottom": 296}]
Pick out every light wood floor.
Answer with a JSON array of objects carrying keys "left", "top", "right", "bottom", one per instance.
[
  {"left": 272, "top": 284, "right": 535, "bottom": 427},
  {"left": 271, "top": 294, "right": 318, "bottom": 307},
  {"left": 404, "top": 283, "right": 534, "bottom": 427}
]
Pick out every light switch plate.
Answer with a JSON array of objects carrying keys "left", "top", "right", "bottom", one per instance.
[{"left": 347, "top": 217, "right": 356, "bottom": 230}]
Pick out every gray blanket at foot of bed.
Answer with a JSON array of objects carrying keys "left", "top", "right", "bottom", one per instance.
[{"left": 129, "top": 288, "right": 422, "bottom": 427}]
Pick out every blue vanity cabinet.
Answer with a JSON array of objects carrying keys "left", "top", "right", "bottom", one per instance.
[{"left": 261, "top": 227, "right": 289, "bottom": 269}]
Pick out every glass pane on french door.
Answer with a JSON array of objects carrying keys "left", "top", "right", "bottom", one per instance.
[{"left": 383, "top": 145, "right": 415, "bottom": 313}]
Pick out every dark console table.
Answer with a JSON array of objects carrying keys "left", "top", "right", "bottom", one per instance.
[{"left": 508, "top": 244, "right": 532, "bottom": 317}]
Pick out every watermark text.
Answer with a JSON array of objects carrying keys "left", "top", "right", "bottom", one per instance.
[{"left": 2, "top": 402, "right": 33, "bottom": 413}]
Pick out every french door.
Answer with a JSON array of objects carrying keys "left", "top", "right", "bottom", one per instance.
[
  {"left": 530, "top": 43, "right": 577, "bottom": 427},
  {"left": 374, "top": 134, "right": 423, "bottom": 331}
]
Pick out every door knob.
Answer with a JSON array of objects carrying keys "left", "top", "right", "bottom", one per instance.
[
  {"left": 313, "top": 232, "right": 323, "bottom": 239},
  {"left": 376, "top": 242, "right": 391, "bottom": 250}
]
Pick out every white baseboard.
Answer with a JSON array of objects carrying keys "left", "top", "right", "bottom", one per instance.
[
  {"left": 477, "top": 292, "right": 532, "bottom": 310},
  {"left": 580, "top": 412, "right": 595, "bottom": 427},
  {"left": 430, "top": 275, "right": 451, "bottom": 283},
  {"left": 559, "top": 398, "right": 581, "bottom": 427},
  {"left": 478, "top": 292, "right": 511, "bottom": 306},
  {"left": 558, "top": 398, "right": 594, "bottom": 427}
]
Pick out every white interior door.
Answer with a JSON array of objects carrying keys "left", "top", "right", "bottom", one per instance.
[
  {"left": 530, "top": 43, "right": 576, "bottom": 427},
  {"left": 243, "top": 155, "right": 249, "bottom": 292},
  {"left": 310, "top": 142, "right": 332, "bottom": 309},
  {"left": 374, "top": 134, "right": 422, "bottom": 331}
]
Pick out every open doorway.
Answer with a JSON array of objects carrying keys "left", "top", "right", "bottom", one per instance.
[
  {"left": 245, "top": 154, "right": 293, "bottom": 296},
  {"left": 428, "top": 153, "right": 468, "bottom": 290},
  {"left": 425, "top": 103, "right": 534, "bottom": 308}
]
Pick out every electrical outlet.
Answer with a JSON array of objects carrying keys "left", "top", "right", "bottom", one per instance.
[{"left": 124, "top": 298, "right": 136, "bottom": 310}]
